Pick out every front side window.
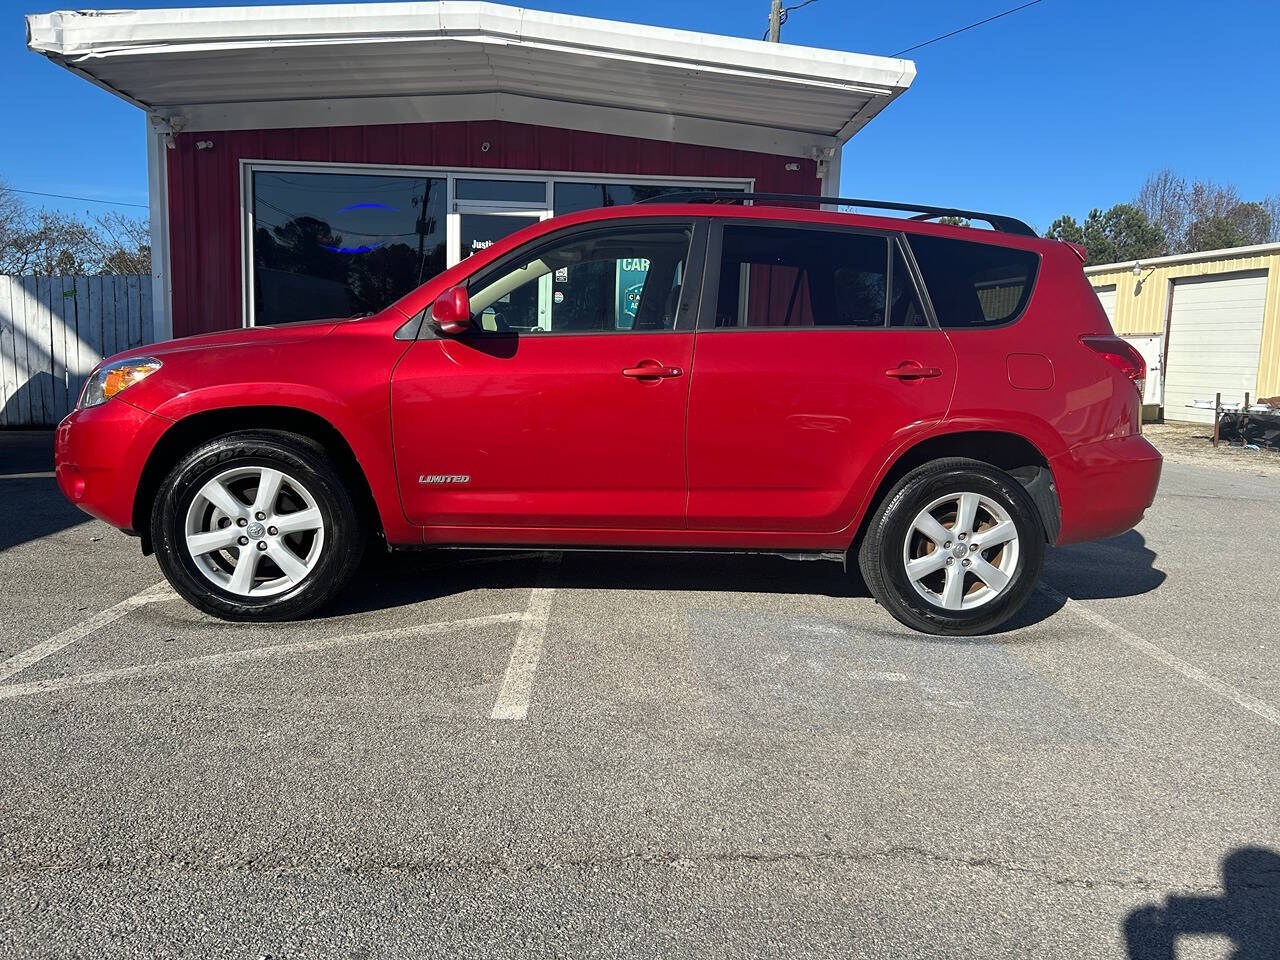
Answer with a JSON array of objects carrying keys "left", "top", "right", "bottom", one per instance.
[
  {"left": 712, "top": 226, "right": 890, "bottom": 329},
  {"left": 907, "top": 234, "right": 1039, "bottom": 328},
  {"left": 252, "top": 171, "right": 446, "bottom": 325},
  {"left": 467, "top": 223, "right": 692, "bottom": 333}
]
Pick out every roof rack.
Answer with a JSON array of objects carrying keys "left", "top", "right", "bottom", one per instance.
[{"left": 637, "top": 191, "right": 1038, "bottom": 237}]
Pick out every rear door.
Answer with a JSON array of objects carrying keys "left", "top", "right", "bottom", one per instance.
[{"left": 685, "top": 220, "right": 956, "bottom": 534}]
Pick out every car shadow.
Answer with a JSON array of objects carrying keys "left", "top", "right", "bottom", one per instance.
[
  {"left": 1124, "top": 846, "right": 1280, "bottom": 958},
  {"left": 331, "top": 528, "right": 1166, "bottom": 636},
  {"left": 331, "top": 547, "right": 865, "bottom": 619},
  {"left": 995, "top": 528, "right": 1167, "bottom": 633}
]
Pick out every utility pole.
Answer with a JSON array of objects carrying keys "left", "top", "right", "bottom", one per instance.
[{"left": 767, "top": 0, "right": 782, "bottom": 42}]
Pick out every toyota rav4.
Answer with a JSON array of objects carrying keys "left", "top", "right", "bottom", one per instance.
[{"left": 54, "top": 194, "right": 1162, "bottom": 636}]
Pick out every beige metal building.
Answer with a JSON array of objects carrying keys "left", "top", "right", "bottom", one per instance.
[{"left": 1087, "top": 244, "right": 1280, "bottom": 423}]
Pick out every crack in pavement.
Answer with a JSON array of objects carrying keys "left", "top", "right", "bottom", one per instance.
[{"left": 0, "top": 845, "right": 1234, "bottom": 894}]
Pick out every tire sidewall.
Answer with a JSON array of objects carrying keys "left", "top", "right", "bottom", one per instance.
[
  {"left": 152, "top": 435, "right": 360, "bottom": 620},
  {"left": 875, "top": 465, "right": 1044, "bottom": 635}
]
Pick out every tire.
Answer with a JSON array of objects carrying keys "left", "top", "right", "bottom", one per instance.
[
  {"left": 150, "top": 430, "right": 365, "bottom": 621},
  {"left": 857, "top": 458, "right": 1045, "bottom": 636}
]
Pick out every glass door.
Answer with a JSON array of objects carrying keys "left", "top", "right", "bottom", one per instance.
[
  {"left": 447, "top": 176, "right": 551, "bottom": 264},
  {"left": 447, "top": 176, "right": 553, "bottom": 330}
]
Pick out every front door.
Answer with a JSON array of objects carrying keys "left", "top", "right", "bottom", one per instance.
[
  {"left": 392, "top": 218, "right": 702, "bottom": 533},
  {"left": 685, "top": 221, "right": 957, "bottom": 534}
]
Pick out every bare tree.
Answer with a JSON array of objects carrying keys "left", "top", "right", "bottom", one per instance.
[
  {"left": 1263, "top": 195, "right": 1280, "bottom": 244},
  {"left": 1132, "top": 172, "right": 1275, "bottom": 254},
  {"left": 1185, "top": 179, "right": 1242, "bottom": 225},
  {"left": 1135, "top": 168, "right": 1186, "bottom": 254},
  {"left": 91, "top": 211, "right": 151, "bottom": 275},
  {"left": 0, "top": 179, "right": 31, "bottom": 274},
  {"left": 0, "top": 181, "right": 151, "bottom": 276}
]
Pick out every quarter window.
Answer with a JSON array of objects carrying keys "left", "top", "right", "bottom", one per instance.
[
  {"left": 713, "top": 226, "right": 889, "bottom": 329},
  {"left": 467, "top": 224, "right": 693, "bottom": 333},
  {"left": 907, "top": 234, "right": 1039, "bottom": 328}
]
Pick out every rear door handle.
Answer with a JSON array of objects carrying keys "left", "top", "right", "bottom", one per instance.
[
  {"left": 884, "top": 363, "right": 943, "bottom": 380},
  {"left": 623, "top": 361, "right": 683, "bottom": 379}
]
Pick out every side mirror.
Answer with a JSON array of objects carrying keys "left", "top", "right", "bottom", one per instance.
[{"left": 431, "top": 285, "right": 472, "bottom": 335}]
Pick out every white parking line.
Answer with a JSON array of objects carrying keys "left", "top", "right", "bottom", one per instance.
[
  {"left": 0, "top": 581, "right": 175, "bottom": 683},
  {"left": 0, "top": 612, "right": 524, "bottom": 701},
  {"left": 491, "top": 553, "right": 562, "bottom": 720},
  {"left": 0, "top": 471, "right": 56, "bottom": 480},
  {"left": 1044, "top": 585, "right": 1280, "bottom": 729}
]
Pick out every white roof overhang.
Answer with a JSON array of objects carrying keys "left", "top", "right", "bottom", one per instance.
[{"left": 25, "top": 1, "right": 915, "bottom": 157}]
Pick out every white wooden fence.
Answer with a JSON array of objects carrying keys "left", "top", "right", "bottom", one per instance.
[{"left": 0, "top": 275, "right": 154, "bottom": 428}]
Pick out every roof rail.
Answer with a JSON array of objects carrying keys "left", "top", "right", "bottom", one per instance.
[{"left": 637, "top": 191, "right": 1038, "bottom": 237}]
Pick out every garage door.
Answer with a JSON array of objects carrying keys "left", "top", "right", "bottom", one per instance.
[
  {"left": 1163, "top": 271, "right": 1268, "bottom": 424},
  {"left": 1093, "top": 284, "right": 1117, "bottom": 325}
]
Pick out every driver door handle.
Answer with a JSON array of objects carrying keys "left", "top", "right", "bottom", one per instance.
[
  {"left": 884, "top": 362, "right": 943, "bottom": 380},
  {"left": 623, "top": 361, "right": 683, "bottom": 379}
]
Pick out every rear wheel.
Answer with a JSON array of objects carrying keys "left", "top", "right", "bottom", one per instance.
[
  {"left": 151, "top": 431, "right": 365, "bottom": 621},
  {"left": 857, "top": 458, "right": 1044, "bottom": 636}
]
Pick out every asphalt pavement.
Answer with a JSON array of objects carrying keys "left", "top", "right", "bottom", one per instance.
[{"left": 1, "top": 430, "right": 1277, "bottom": 958}]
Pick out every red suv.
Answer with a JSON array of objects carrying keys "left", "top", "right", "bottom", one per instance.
[{"left": 54, "top": 194, "right": 1161, "bottom": 635}]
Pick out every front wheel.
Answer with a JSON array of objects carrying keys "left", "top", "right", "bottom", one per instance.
[
  {"left": 150, "top": 430, "right": 365, "bottom": 621},
  {"left": 857, "top": 458, "right": 1045, "bottom": 636}
]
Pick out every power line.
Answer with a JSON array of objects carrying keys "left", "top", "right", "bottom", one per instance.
[
  {"left": 892, "top": 0, "right": 1045, "bottom": 57},
  {"left": 7, "top": 187, "right": 148, "bottom": 210}
]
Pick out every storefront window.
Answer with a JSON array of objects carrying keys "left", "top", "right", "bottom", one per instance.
[
  {"left": 455, "top": 179, "right": 547, "bottom": 204},
  {"left": 252, "top": 171, "right": 446, "bottom": 325},
  {"left": 553, "top": 182, "right": 738, "bottom": 215}
]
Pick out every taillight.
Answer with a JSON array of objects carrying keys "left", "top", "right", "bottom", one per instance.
[{"left": 1081, "top": 335, "right": 1146, "bottom": 397}]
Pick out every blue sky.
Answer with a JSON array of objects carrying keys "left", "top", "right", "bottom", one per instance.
[{"left": 2, "top": 0, "right": 1276, "bottom": 232}]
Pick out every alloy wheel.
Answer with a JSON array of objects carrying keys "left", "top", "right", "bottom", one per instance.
[
  {"left": 183, "top": 466, "right": 325, "bottom": 597},
  {"left": 901, "top": 491, "right": 1020, "bottom": 611}
]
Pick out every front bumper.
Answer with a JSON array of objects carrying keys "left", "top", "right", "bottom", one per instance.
[
  {"left": 1050, "top": 433, "right": 1162, "bottom": 545},
  {"left": 55, "top": 399, "right": 172, "bottom": 532}
]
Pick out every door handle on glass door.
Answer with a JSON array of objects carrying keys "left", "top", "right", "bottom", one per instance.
[
  {"left": 884, "top": 362, "right": 943, "bottom": 380},
  {"left": 622, "top": 362, "right": 683, "bottom": 379}
]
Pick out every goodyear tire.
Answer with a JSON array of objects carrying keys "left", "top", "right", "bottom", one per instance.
[
  {"left": 857, "top": 458, "right": 1044, "bottom": 636},
  {"left": 150, "top": 430, "right": 365, "bottom": 621}
]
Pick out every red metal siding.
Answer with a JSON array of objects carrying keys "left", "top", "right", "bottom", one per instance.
[{"left": 165, "top": 120, "right": 820, "bottom": 337}]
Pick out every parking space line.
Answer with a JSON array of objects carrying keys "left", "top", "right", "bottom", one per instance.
[
  {"left": 0, "top": 612, "right": 524, "bottom": 701},
  {"left": 491, "top": 553, "right": 562, "bottom": 721},
  {"left": 0, "top": 471, "right": 56, "bottom": 480},
  {"left": 0, "top": 581, "right": 175, "bottom": 683},
  {"left": 1043, "top": 585, "right": 1280, "bottom": 729}
]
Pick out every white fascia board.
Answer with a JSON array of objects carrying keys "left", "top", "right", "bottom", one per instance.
[
  {"left": 28, "top": 2, "right": 912, "bottom": 90},
  {"left": 177, "top": 91, "right": 841, "bottom": 159},
  {"left": 26, "top": 2, "right": 914, "bottom": 145},
  {"left": 1084, "top": 243, "right": 1280, "bottom": 274}
]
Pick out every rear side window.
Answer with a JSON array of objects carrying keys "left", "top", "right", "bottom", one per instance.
[
  {"left": 907, "top": 234, "right": 1039, "bottom": 328},
  {"left": 713, "top": 226, "right": 888, "bottom": 328}
]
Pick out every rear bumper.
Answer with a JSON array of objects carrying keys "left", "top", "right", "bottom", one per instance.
[
  {"left": 1050, "top": 434, "right": 1162, "bottom": 545},
  {"left": 55, "top": 399, "right": 171, "bottom": 532}
]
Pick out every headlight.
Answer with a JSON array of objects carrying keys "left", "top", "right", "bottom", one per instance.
[{"left": 79, "top": 357, "right": 163, "bottom": 409}]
